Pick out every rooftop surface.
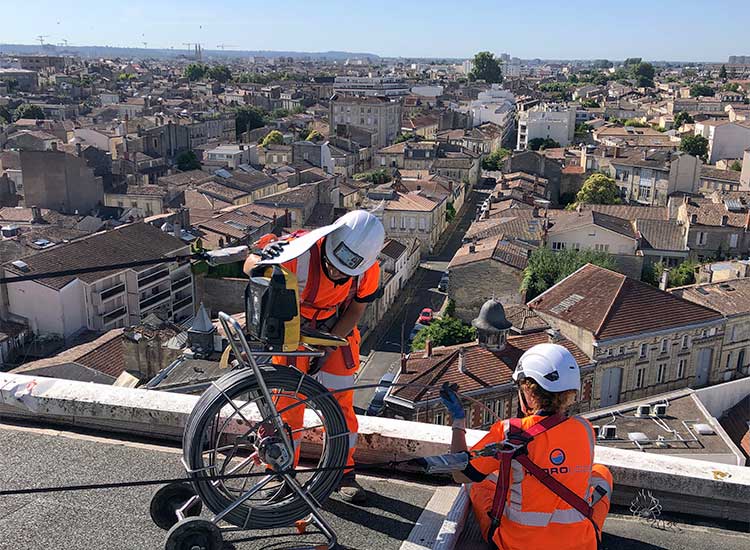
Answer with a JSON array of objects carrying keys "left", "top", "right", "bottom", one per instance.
[{"left": 1, "top": 422, "right": 746, "bottom": 550}]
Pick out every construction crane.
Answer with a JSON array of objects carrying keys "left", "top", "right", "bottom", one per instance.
[
  {"left": 216, "top": 44, "right": 238, "bottom": 50},
  {"left": 36, "top": 35, "right": 49, "bottom": 47}
]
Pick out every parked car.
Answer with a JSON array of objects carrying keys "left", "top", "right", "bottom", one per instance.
[
  {"left": 418, "top": 307, "right": 434, "bottom": 324},
  {"left": 438, "top": 272, "right": 449, "bottom": 292},
  {"left": 407, "top": 322, "right": 426, "bottom": 347},
  {"left": 366, "top": 372, "right": 396, "bottom": 416}
]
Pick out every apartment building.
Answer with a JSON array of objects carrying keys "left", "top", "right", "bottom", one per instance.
[
  {"left": 693, "top": 121, "right": 750, "bottom": 164},
  {"left": 332, "top": 76, "right": 409, "bottom": 97},
  {"left": 529, "top": 264, "right": 726, "bottom": 408},
  {"left": 517, "top": 103, "right": 576, "bottom": 150},
  {"left": 2, "top": 223, "right": 194, "bottom": 340},
  {"left": 329, "top": 95, "right": 402, "bottom": 150},
  {"left": 466, "top": 85, "right": 516, "bottom": 145}
]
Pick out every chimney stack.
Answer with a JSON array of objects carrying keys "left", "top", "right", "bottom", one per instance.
[
  {"left": 400, "top": 354, "right": 408, "bottom": 375},
  {"left": 458, "top": 347, "right": 466, "bottom": 373},
  {"left": 424, "top": 339, "right": 433, "bottom": 358},
  {"left": 659, "top": 269, "right": 670, "bottom": 291},
  {"left": 50, "top": 141, "right": 58, "bottom": 152},
  {"left": 30, "top": 205, "right": 44, "bottom": 224},
  {"left": 75, "top": 142, "right": 82, "bottom": 156},
  {"left": 468, "top": 243, "right": 476, "bottom": 253}
]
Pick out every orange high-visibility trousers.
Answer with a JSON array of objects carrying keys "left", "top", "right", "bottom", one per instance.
[
  {"left": 469, "top": 464, "right": 613, "bottom": 549},
  {"left": 272, "top": 329, "right": 361, "bottom": 472}
]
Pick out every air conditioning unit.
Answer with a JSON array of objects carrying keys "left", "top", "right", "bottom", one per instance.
[
  {"left": 694, "top": 423, "right": 715, "bottom": 435},
  {"left": 600, "top": 425, "right": 617, "bottom": 439},
  {"left": 628, "top": 432, "right": 649, "bottom": 443},
  {"left": 592, "top": 425, "right": 600, "bottom": 438},
  {"left": 652, "top": 403, "right": 668, "bottom": 417},
  {"left": 635, "top": 404, "right": 651, "bottom": 418}
]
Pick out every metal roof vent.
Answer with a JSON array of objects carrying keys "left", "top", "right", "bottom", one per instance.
[
  {"left": 635, "top": 404, "right": 651, "bottom": 418},
  {"left": 11, "top": 260, "right": 29, "bottom": 272},
  {"left": 694, "top": 423, "right": 715, "bottom": 435},
  {"left": 600, "top": 425, "right": 617, "bottom": 439},
  {"left": 628, "top": 432, "right": 649, "bottom": 443},
  {"left": 652, "top": 403, "right": 668, "bottom": 417}
]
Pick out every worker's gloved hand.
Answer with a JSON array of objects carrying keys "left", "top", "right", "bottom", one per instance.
[
  {"left": 260, "top": 240, "right": 288, "bottom": 260},
  {"left": 308, "top": 347, "right": 335, "bottom": 376},
  {"left": 440, "top": 382, "right": 465, "bottom": 420}
]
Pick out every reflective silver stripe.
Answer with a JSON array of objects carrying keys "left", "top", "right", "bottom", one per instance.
[
  {"left": 505, "top": 506, "right": 587, "bottom": 527},
  {"left": 590, "top": 478, "right": 612, "bottom": 505},
  {"left": 570, "top": 416, "right": 595, "bottom": 493},
  {"left": 349, "top": 433, "right": 358, "bottom": 448},
  {"left": 316, "top": 371, "right": 356, "bottom": 391},
  {"left": 297, "top": 250, "right": 310, "bottom": 296},
  {"left": 486, "top": 472, "right": 499, "bottom": 483},
  {"left": 501, "top": 420, "right": 525, "bottom": 511}
]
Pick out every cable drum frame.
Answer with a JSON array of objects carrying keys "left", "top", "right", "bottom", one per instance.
[{"left": 161, "top": 312, "right": 349, "bottom": 550}]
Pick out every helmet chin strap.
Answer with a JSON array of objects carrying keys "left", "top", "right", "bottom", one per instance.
[
  {"left": 517, "top": 386, "right": 533, "bottom": 417},
  {"left": 320, "top": 244, "right": 351, "bottom": 286}
]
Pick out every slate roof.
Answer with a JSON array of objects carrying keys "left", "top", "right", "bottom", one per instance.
[
  {"left": 2, "top": 222, "right": 187, "bottom": 290},
  {"left": 548, "top": 210, "right": 637, "bottom": 240},
  {"left": 381, "top": 239, "right": 408, "bottom": 261},
  {"left": 669, "top": 278, "right": 750, "bottom": 317},
  {"left": 529, "top": 264, "right": 723, "bottom": 341},
  {"left": 392, "top": 333, "right": 590, "bottom": 403},
  {"left": 635, "top": 219, "right": 688, "bottom": 251},
  {"left": 700, "top": 167, "right": 742, "bottom": 183},
  {"left": 589, "top": 204, "right": 669, "bottom": 221}
]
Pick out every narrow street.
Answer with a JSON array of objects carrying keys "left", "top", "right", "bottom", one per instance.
[{"left": 354, "top": 189, "right": 487, "bottom": 412}]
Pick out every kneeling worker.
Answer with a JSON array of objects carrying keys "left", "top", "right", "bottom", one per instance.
[
  {"left": 440, "top": 343, "right": 613, "bottom": 550},
  {"left": 244, "top": 210, "right": 385, "bottom": 503}
]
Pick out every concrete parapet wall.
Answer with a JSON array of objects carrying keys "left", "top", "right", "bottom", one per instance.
[{"left": 1, "top": 373, "right": 747, "bottom": 522}]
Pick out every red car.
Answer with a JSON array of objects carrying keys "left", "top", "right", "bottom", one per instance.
[{"left": 418, "top": 308, "right": 434, "bottom": 324}]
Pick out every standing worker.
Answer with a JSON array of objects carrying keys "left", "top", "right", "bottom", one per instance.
[
  {"left": 440, "top": 343, "right": 613, "bottom": 550},
  {"left": 244, "top": 210, "right": 385, "bottom": 504}
]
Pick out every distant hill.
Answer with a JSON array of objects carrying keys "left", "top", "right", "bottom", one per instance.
[{"left": 0, "top": 43, "right": 380, "bottom": 61}]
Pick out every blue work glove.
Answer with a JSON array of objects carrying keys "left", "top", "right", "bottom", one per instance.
[
  {"left": 260, "top": 240, "right": 288, "bottom": 260},
  {"left": 440, "top": 382, "right": 465, "bottom": 420}
]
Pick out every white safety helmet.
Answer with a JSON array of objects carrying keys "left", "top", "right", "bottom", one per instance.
[
  {"left": 512, "top": 343, "right": 580, "bottom": 393},
  {"left": 324, "top": 210, "right": 385, "bottom": 276}
]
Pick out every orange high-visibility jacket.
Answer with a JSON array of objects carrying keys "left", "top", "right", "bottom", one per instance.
[{"left": 465, "top": 414, "right": 598, "bottom": 550}]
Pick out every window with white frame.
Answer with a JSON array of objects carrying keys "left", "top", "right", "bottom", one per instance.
[
  {"left": 433, "top": 410, "right": 445, "bottom": 426},
  {"left": 419, "top": 217, "right": 426, "bottom": 231},
  {"left": 696, "top": 231, "right": 707, "bottom": 246},
  {"left": 729, "top": 234, "right": 739, "bottom": 248},
  {"left": 635, "top": 367, "right": 646, "bottom": 389},
  {"left": 726, "top": 351, "right": 733, "bottom": 370},
  {"left": 681, "top": 335, "right": 689, "bottom": 349},
  {"left": 390, "top": 216, "right": 396, "bottom": 229},
  {"left": 657, "top": 363, "right": 667, "bottom": 383},
  {"left": 660, "top": 339, "right": 669, "bottom": 354},
  {"left": 551, "top": 241, "right": 565, "bottom": 250},
  {"left": 677, "top": 358, "right": 687, "bottom": 379},
  {"left": 595, "top": 243, "right": 610, "bottom": 252},
  {"left": 639, "top": 343, "right": 648, "bottom": 358}
]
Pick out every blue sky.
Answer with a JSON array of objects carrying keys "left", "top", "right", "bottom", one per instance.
[{"left": 2, "top": 0, "right": 747, "bottom": 61}]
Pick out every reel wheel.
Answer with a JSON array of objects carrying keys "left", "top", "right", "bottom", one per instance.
[
  {"left": 150, "top": 482, "right": 202, "bottom": 530},
  {"left": 165, "top": 517, "right": 222, "bottom": 550}
]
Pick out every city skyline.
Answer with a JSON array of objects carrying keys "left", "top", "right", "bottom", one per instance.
[{"left": 1, "top": 0, "right": 747, "bottom": 62}]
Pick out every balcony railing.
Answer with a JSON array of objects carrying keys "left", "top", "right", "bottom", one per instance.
[
  {"left": 102, "top": 306, "right": 127, "bottom": 323},
  {"left": 137, "top": 268, "right": 170, "bottom": 288},
  {"left": 99, "top": 283, "right": 126, "bottom": 301},
  {"left": 173, "top": 296, "right": 193, "bottom": 312},
  {"left": 171, "top": 276, "right": 192, "bottom": 292},
  {"left": 139, "top": 289, "right": 171, "bottom": 310}
]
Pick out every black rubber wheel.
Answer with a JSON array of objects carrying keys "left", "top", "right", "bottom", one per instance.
[
  {"left": 165, "top": 517, "right": 222, "bottom": 550},
  {"left": 150, "top": 482, "right": 203, "bottom": 531},
  {"left": 183, "top": 364, "right": 348, "bottom": 530}
]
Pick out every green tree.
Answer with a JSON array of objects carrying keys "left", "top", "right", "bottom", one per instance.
[
  {"left": 673, "top": 111, "right": 694, "bottom": 128},
  {"left": 730, "top": 160, "right": 742, "bottom": 171},
  {"left": 645, "top": 260, "right": 698, "bottom": 289},
  {"left": 679, "top": 135, "right": 709, "bottom": 160},
  {"left": 270, "top": 108, "right": 290, "bottom": 120},
  {"left": 305, "top": 130, "right": 323, "bottom": 142},
  {"left": 261, "top": 130, "right": 284, "bottom": 147},
  {"left": 624, "top": 118, "right": 649, "bottom": 127},
  {"left": 175, "top": 150, "right": 201, "bottom": 171},
  {"left": 394, "top": 132, "right": 415, "bottom": 143},
  {"left": 722, "top": 82, "right": 740, "bottom": 92},
  {"left": 445, "top": 202, "right": 456, "bottom": 222},
  {"left": 234, "top": 106, "right": 267, "bottom": 136},
  {"left": 581, "top": 99, "right": 600, "bottom": 108},
  {"left": 719, "top": 65, "right": 728, "bottom": 79},
  {"left": 623, "top": 58, "right": 642, "bottom": 67},
  {"left": 207, "top": 65, "right": 232, "bottom": 83},
  {"left": 632, "top": 62, "right": 655, "bottom": 87},
  {"left": 593, "top": 59, "right": 613, "bottom": 69},
  {"left": 521, "top": 248, "right": 619, "bottom": 301},
  {"left": 411, "top": 317, "right": 476, "bottom": 351},
  {"left": 568, "top": 74, "right": 579, "bottom": 84},
  {"left": 14, "top": 104, "right": 45, "bottom": 121},
  {"left": 569, "top": 173, "right": 621, "bottom": 209},
  {"left": 528, "top": 138, "right": 560, "bottom": 151},
  {"left": 690, "top": 83, "right": 715, "bottom": 97},
  {"left": 0, "top": 105, "right": 11, "bottom": 124},
  {"left": 469, "top": 51, "right": 503, "bottom": 84},
  {"left": 481, "top": 148, "right": 510, "bottom": 171},
  {"left": 184, "top": 63, "right": 207, "bottom": 81}
]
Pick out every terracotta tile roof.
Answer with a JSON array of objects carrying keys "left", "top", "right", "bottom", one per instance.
[
  {"left": 12, "top": 329, "right": 125, "bottom": 378},
  {"left": 392, "top": 333, "right": 590, "bottom": 404},
  {"left": 719, "top": 396, "right": 750, "bottom": 462},
  {"left": 589, "top": 204, "right": 669, "bottom": 221},
  {"left": 529, "top": 264, "right": 723, "bottom": 341},
  {"left": 548, "top": 210, "right": 637, "bottom": 240},
  {"left": 685, "top": 197, "right": 748, "bottom": 228},
  {"left": 700, "top": 167, "right": 742, "bottom": 183},
  {"left": 381, "top": 239, "right": 407, "bottom": 260},
  {"left": 384, "top": 191, "right": 440, "bottom": 212},
  {"left": 669, "top": 278, "right": 750, "bottom": 317},
  {"left": 635, "top": 219, "right": 687, "bottom": 251},
  {"left": 504, "top": 305, "right": 550, "bottom": 333},
  {"left": 2, "top": 222, "right": 187, "bottom": 290}
]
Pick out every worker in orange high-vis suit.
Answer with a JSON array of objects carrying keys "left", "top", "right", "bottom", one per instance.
[
  {"left": 244, "top": 210, "right": 385, "bottom": 504},
  {"left": 441, "top": 344, "right": 613, "bottom": 550}
]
